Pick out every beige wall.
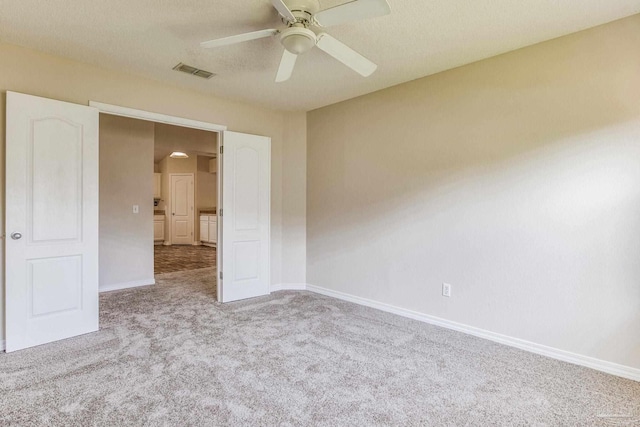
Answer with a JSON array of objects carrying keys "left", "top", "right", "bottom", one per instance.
[
  {"left": 197, "top": 156, "right": 217, "bottom": 209},
  {"left": 0, "top": 42, "right": 307, "bottom": 342},
  {"left": 307, "top": 15, "right": 640, "bottom": 369},
  {"left": 282, "top": 112, "right": 307, "bottom": 285},
  {"left": 99, "top": 114, "right": 155, "bottom": 289},
  {"left": 161, "top": 155, "right": 197, "bottom": 174}
]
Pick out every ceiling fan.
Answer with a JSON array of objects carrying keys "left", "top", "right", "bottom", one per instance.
[{"left": 200, "top": 0, "right": 391, "bottom": 82}]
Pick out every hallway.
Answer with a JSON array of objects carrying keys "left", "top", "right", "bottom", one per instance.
[{"left": 154, "top": 245, "right": 216, "bottom": 275}]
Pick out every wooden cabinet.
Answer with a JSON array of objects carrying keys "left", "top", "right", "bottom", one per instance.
[
  {"left": 200, "top": 214, "right": 217, "bottom": 246},
  {"left": 208, "top": 158, "right": 217, "bottom": 174},
  {"left": 153, "top": 215, "right": 165, "bottom": 242},
  {"left": 209, "top": 216, "right": 217, "bottom": 244},
  {"left": 153, "top": 173, "right": 162, "bottom": 199},
  {"left": 200, "top": 218, "right": 209, "bottom": 242}
]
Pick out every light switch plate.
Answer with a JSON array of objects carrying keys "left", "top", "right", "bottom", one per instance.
[{"left": 133, "top": 205, "right": 139, "bottom": 214}]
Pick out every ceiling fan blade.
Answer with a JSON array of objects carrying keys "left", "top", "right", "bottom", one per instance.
[
  {"left": 275, "top": 49, "right": 298, "bottom": 82},
  {"left": 316, "top": 33, "right": 377, "bottom": 77},
  {"left": 200, "top": 29, "right": 278, "bottom": 49},
  {"left": 270, "top": 0, "right": 296, "bottom": 22},
  {"left": 314, "top": 0, "right": 391, "bottom": 27}
]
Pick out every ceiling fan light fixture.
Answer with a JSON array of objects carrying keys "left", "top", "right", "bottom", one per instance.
[
  {"left": 200, "top": 0, "right": 391, "bottom": 82},
  {"left": 170, "top": 151, "right": 189, "bottom": 159},
  {"left": 280, "top": 27, "right": 316, "bottom": 54}
]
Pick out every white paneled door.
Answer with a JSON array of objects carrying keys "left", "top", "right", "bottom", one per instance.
[
  {"left": 220, "top": 131, "right": 271, "bottom": 303},
  {"left": 5, "top": 92, "right": 99, "bottom": 352},
  {"left": 170, "top": 173, "right": 194, "bottom": 245}
]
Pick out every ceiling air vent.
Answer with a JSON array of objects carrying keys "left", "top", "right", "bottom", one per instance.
[{"left": 173, "top": 63, "right": 215, "bottom": 79}]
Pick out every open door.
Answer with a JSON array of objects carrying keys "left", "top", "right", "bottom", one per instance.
[
  {"left": 218, "top": 131, "right": 271, "bottom": 303},
  {"left": 5, "top": 92, "right": 99, "bottom": 352}
]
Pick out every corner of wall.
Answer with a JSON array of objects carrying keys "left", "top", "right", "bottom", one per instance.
[{"left": 281, "top": 111, "right": 307, "bottom": 285}]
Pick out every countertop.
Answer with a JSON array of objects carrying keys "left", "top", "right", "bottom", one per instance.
[
  {"left": 154, "top": 210, "right": 166, "bottom": 215},
  {"left": 199, "top": 209, "right": 217, "bottom": 215}
]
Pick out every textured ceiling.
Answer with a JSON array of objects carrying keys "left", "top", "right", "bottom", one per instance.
[
  {"left": 1, "top": 1, "right": 639, "bottom": 111},
  {"left": 153, "top": 123, "right": 217, "bottom": 162}
]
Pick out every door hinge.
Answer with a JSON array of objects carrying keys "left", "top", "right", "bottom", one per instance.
[
  {"left": 219, "top": 271, "right": 223, "bottom": 280},
  {"left": 219, "top": 146, "right": 223, "bottom": 154},
  {"left": 219, "top": 209, "right": 223, "bottom": 216}
]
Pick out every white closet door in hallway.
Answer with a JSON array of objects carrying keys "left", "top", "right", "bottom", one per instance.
[{"left": 170, "top": 174, "right": 195, "bottom": 245}]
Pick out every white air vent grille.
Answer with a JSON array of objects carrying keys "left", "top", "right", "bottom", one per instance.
[{"left": 173, "top": 63, "right": 215, "bottom": 79}]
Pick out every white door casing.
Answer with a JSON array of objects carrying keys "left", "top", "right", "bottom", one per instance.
[
  {"left": 170, "top": 173, "right": 194, "bottom": 245},
  {"left": 6, "top": 92, "right": 99, "bottom": 352},
  {"left": 220, "top": 131, "right": 271, "bottom": 303}
]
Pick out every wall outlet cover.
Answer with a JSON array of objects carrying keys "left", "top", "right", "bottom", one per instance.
[{"left": 442, "top": 283, "right": 452, "bottom": 297}]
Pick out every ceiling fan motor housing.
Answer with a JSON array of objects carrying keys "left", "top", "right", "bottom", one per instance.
[
  {"left": 284, "top": 0, "right": 321, "bottom": 16},
  {"left": 280, "top": 26, "right": 317, "bottom": 54}
]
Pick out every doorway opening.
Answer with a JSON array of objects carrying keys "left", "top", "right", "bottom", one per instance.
[
  {"left": 92, "top": 101, "right": 272, "bottom": 304},
  {"left": 152, "top": 123, "right": 218, "bottom": 280},
  {"left": 97, "top": 110, "right": 221, "bottom": 300}
]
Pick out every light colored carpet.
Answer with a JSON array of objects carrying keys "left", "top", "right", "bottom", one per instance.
[{"left": 1, "top": 268, "right": 639, "bottom": 426}]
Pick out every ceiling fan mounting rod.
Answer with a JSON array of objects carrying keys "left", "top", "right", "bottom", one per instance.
[{"left": 282, "top": 9, "right": 314, "bottom": 27}]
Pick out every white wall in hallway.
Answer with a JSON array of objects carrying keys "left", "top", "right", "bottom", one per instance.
[{"left": 99, "top": 114, "right": 155, "bottom": 290}]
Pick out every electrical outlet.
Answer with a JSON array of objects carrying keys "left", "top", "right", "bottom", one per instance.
[
  {"left": 442, "top": 283, "right": 452, "bottom": 298},
  {"left": 133, "top": 205, "right": 139, "bottom": 214}
]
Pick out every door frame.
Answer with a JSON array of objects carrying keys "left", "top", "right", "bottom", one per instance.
[
  {"left": 168, "top": 173, "right": 195, "bottom": 245},
  {"left": 89, "top": 101, "right": 228, "bottom": 300},
  {"left": 89, "top": 102, "right": 227, "bottom": 133}
]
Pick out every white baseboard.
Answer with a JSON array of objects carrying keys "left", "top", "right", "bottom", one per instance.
[
  {"left": 100, "top": 278, "right": 156, "bottom": 293},
  {"left": 271, "top": 283, "right": 308, "bottom": 292},
  {"left": 0, "top": 340, "right": 5, "bottom": 352},
  {"left": 305, "top": 284, "right": 640, "bottom": 382}
]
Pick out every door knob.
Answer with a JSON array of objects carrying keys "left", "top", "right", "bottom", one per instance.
[{"left": 11, "top": 232, "right": 23, "bottom": 240}]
